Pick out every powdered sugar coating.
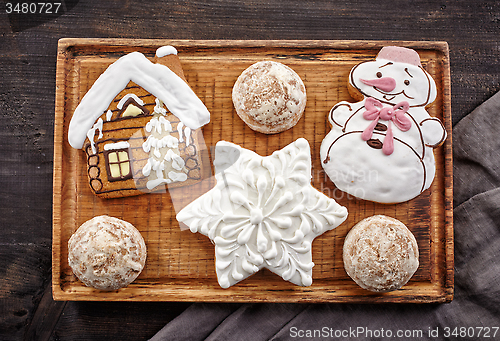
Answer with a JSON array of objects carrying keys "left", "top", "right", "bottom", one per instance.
[
  {"left": 232, "top": 61, "right": 306, "bottom": 134},
  {"left": 68, "top": 215, "right": 147, "bottom": 290},
  {"left": 343, "top": 215, "right": 419, "bottom": 292}
]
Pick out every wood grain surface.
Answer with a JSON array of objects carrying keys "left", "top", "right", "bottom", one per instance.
[
  {"left": 2, "top": 0, "right": 499, "bottom": 339},
  {"left": 52, "top": 39, "right": 453, "bottom": 303}
]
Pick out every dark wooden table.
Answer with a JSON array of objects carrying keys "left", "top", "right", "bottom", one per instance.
[{"left": 1, "top": 1, "right": 499, "bottom": 340}]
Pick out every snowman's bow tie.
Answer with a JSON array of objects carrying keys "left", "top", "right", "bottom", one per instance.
[{"left": 361, "top": 97, "right": 411, "bottom": 155}]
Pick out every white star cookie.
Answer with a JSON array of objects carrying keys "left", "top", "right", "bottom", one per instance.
[{"left": 176, "top": 138, "right": 348, "bottom": 288}]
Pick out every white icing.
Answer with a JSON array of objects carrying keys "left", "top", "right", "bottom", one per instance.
[
  {"left": 177, "top": 122, "right": 184, "bottom": 143},
  {"left": 168, "top": 171, "right": 188, "bottom": 182},
  {"left": 86, "top": 118, "right": 103, "bottom": 154},
  {"left": 68, "top": 48, "right": 210, "bottom": 149},
  {"left": 176, "top": 138, "right": 348, "bottom": 288},
  {"left": 146, "top": 177, "right": 171, "bottom": 190},
  {"left": 103, "top": 141, "right": 130, "bottom": 151},
  {"left": 154, "top": 159, "right": 165, "bottom": 179},
  {"left": 141, "top": 100, "right": 188, "bottom": 189},
  {"left": 153, "top": 98, "right": 167, "bottom": 116},
  {"left": 146, "top": 117, "right": 172, "bottom": 135},
  {"left": 106, "top": 110, "right": 113, "bottom": 121},
  {"left": 142, "top": 134, "right": 179, "bottom": 153},
  {"left": 142, "top": 159, "right": 152, "bottom": 176},
  {"left": 159, "top": 116, "right": 172, "bottom": 133},
  {"left": 184, "top": 126, "right": 191, "bottom": 146},
  {"left": 145, "top": 118, "right": 156, "bottom": 133},
  {"left": 320, "top": 47, "right": 446, "bottom": 204},
  {"left": 117, "top": 93, "right": 144, "bottom": 109},
  {"left": 156, "top": 45, "right": 178, "bottom": 57},
  {"left": 164, "top": 149, "right": 185, "bottom": 170}
]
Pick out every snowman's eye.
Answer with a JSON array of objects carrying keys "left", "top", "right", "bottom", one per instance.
[
  {"left": 376, "top": 72, "right": 382, "bottom": 78},
  {"left": 404, "top": 79, "right": 410, "bottom": 86}
]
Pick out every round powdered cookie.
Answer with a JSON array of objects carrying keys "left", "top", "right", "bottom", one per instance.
[
  {"left": 343, "top": 215, "right": 419, "bottom": 292},
  {"left": 232, "top": 61, "right": 306, "bottom": 134},
  {"left": 68, "top": 215, "right": 147, "bottom": 290}
]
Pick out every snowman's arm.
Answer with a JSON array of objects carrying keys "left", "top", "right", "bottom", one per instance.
[
  {"left": 420, "top": 117, "right": 447, "bottom": 148},
  {"left": 328, "top": 101, "right": 355, "bottom": 128}
]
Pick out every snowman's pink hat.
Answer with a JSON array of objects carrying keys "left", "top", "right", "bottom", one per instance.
[{"left": 376, "top": 46, "right": 422, "bottom": 67}]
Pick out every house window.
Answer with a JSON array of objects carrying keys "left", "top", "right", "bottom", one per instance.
[
  {"left": 122, "top": 103, "right": 144, "bottom": 117},
  {"left": 117, "top": 96, "right": 150, "bottom": 119},
  {"left": 105, "top": 148, "right": 132, "bottom": 182}
]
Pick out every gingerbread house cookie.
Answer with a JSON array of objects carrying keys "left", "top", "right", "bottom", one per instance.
[
  {"left": 320, "top": 46, "right": 447, "bottom": 204},
  {"left": 68, "top": 46, "right": 211, "bottom": 198}
]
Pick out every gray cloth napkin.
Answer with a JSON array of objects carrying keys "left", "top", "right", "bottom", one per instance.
[{"left": 151, "top": 92, "right": 500, "bottom": 341}]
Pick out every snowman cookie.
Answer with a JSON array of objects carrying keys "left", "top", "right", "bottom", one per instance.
[{"left": 320, "top": 46, "right": 447, "bottom": 203}]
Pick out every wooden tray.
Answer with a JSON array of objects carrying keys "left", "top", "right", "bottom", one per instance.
[{"left": 53, "top": 39, "right": 453, "bottom": 303}]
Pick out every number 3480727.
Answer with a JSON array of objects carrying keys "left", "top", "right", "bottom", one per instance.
[{"left": 6, "top": 2, "right": 62, "bottom": 14}]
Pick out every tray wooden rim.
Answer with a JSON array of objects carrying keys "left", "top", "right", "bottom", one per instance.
[{"left": 53, "top": 39, "right": 453, "bottom": 303}]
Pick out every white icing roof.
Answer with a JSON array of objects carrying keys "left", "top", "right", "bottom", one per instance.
[
  {"left": 156, "top": 45, "right": 178, "bottom": 57},
  {"left": 68, "top": 48, "right": 210, "bottom": 149}
]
